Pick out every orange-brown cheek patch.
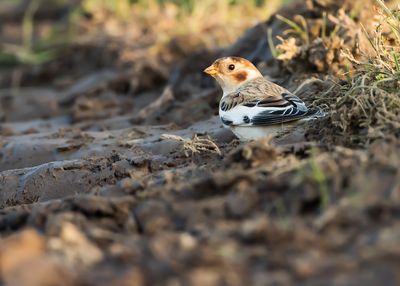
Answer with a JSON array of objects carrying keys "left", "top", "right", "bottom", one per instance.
[{"left": 234, "top": 71, "right": 248, "bottom": 82}]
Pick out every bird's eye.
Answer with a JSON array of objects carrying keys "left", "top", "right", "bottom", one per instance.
[{"left": 228, "top": 64, "right": 235, "bottom": 71}]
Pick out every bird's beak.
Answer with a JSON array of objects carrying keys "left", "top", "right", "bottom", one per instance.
[{"left": 204, "top": 65, "right": 218, "bottom": 77}]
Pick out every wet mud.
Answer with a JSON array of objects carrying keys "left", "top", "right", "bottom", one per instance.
[{"left": 0, "top": 0, "right": 399, "bottom": 285}]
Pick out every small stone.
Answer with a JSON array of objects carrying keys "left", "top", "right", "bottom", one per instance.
[
  {"left": 48, "top": 222, "right": 103, "bottom": 267},
  {"left": 0, "top": 228, "right": 45, "bottom": 275},
  {"left": 134, "top": 200, "right": 173, "bottom": 234},
  {"left": 225, "top": 183, "right": 258, "bottom": 219},
  {"left": 189, "top": 268, "right": 222, "bottom": 286}
]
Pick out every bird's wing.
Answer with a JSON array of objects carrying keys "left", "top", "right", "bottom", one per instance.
[{"left": 219, "top": 77, "right": 309, "bottom": 126}]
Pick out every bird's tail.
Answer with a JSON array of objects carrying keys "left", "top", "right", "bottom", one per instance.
[{"left": 305, "top": 107, "right": 327, "bottom": 119}]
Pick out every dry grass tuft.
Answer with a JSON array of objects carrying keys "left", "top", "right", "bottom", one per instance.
[
  {"left": 326, "top": 0, "right": 400, "bottom": 143},
  {"left": 273, "top": 0, "right": 399, "bottom": 145},
  {"left": 272, "top": 6, "right": 369, "bottom": 76},
  {"left": 161, "top": 134, "right": 221, "bottom": 157}
]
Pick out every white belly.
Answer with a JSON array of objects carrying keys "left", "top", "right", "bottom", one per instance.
[
  {"left": 229, "top": 124, "right": 294, "bottom": 141},
  {"left": 229, "top": 118, "right": 317, "bottom": 141}
]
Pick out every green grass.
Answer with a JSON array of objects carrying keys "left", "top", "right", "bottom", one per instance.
[
  {"left": 310, "top": 150, "right": 330, "bottom": 209},
  {"left": 276, "top": 14, "right": 310, "bottom": 45},
  {"left": 0, "top": 0, "right": 65, "bottom": 66}
]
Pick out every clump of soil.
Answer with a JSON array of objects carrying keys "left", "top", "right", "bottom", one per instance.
[{"left": 0, "top": 0, "right": 399, "bottom": 285}]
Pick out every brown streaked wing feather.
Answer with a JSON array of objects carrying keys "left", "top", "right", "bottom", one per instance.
[{"left": 220, "top": 77, "right": 291, "bottom": 111}]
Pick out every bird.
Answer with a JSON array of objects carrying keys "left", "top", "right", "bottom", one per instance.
[{"left": 203, "top": 56, "right": 325, "bottom": 141}]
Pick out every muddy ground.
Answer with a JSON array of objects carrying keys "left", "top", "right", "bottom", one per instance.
[{"left": 0, "top": 0, "right": 399, "bottom": 285}]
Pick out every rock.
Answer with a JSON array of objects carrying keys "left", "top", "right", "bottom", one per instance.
[
  {"left": 225, "top": 185, "right": 259, "bottom": 219},
  {"left": 0, "top": 228, "right": 45, "bottom": 275},
  {"left": 5, "top": 258, "right": 74, "bottom": 286},
  {"left": 134, "top": 200, "right": 174, "bottom": 235},
  {"left": 0, "top": 228, "right": 74, "bottom": 286},
  {"left": 252, "top": 271, "right": 292, "bottom": 286},
  {"left": 48, "top": 222, "right": 104, "bottom": 268},
  {"left": 240, "top": 216, "right": 271, "bottom": 242},
  {"left": 189, "top": 268, "right": 222, "bottom": 286}
]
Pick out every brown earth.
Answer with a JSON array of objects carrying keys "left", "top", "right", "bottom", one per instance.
[{"left": 0, "top": 0, "right": 399, "bottom": 285}]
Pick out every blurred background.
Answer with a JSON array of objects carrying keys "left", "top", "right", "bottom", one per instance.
[
  {"left": 0, "top": 0, "right": 293, "bottom": 129},
  {"left": 0, "top": 0, "right": 288, "bottom": 68}
]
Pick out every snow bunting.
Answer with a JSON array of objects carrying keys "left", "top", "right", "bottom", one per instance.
[{"left": 204, "top": 56, "right": 325, "bottom": 141}]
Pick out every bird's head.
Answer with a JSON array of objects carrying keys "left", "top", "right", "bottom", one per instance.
[{"left": 204, "top": 56, "right": 262, "bottom": 94}]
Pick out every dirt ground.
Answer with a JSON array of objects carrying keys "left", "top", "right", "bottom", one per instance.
[{"left": 0, "top": 0, "right": 399, "bottom": 285}]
